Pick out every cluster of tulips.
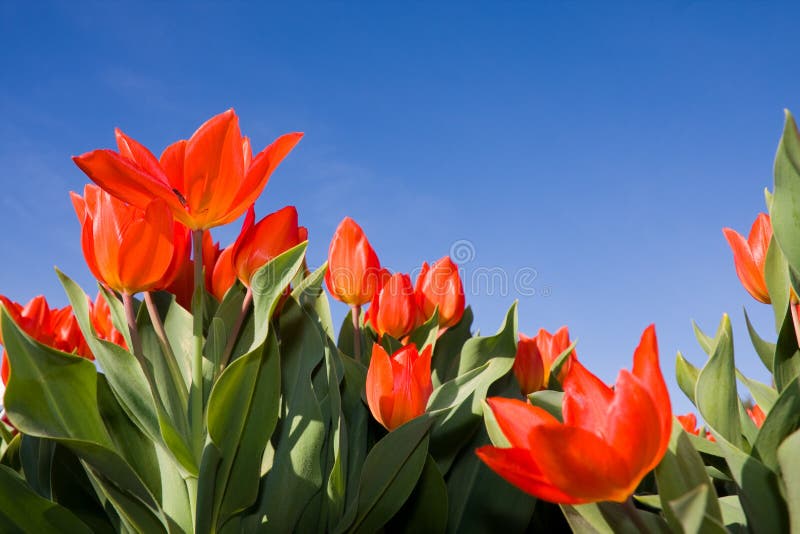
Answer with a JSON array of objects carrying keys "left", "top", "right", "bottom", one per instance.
[{"left": 0, "top": 108, "right": 798, "bottom": 533}]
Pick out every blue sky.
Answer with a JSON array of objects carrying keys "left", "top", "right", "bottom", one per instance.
[{"left": 2, "top": 1, "right": 798, "bottom": 413}]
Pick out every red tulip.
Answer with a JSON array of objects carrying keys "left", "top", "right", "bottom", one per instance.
[
  {"left": 477, "top": 325, "right": 671, "bottom": 504},
  {"left": 415, "top": 257, "right": 465, "bottom": 328},
  {"left": 513, "top": 327, "right": 575, "bottom": 394},
  {"left": 90, "top": 292, "right": 127, "bottom": 349},
  {"left": 231, "top": 205, "right": 304, "bottom": 287},
  {"left": 72, "top": 110, "right": 303, "bottom": 230},
  {"left": 325, "top": 217, "right": 386, "bottom": 306},
  {"left": 366, "top": 273, "right": 420, "bottom": 340},
  {"left": 747, "top": 405, "right": 766, "bottom": 428},
  {"left": 0, "top": 296, "right": 94, "bottom": 384},
  {"left": 723, "top": 213, "right": 772, "bottom": 304},
  {"left": 366, "top": 343, "right": 433, "bottom": 430},
  {"left": 71, "top": 184, "right": 174, "bottom": 295},
  {"left": 211, "top": 246, "right": 237, "bottom": 302},
  {"left": 676, "top": 412, "right": 716, "bottom": 442}
]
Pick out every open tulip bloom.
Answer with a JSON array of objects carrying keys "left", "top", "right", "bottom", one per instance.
[{"left": 1, "top": 109, "right": 800, "bottom": 533}]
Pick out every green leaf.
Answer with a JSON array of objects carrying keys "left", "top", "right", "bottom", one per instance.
[
  {"left": 665, "top": 485, "right": 727, "bottom": 534},
  {"left": 200, "top": 330, "right": 281, "bottom": 530},
  {"left": 336, "top": 416, "right": 431, "bottom": 534},
  {"left": 718, "top": 496, "right": 747, "bottom": 531},
  {"left": 339, "top": 354, "right": 369, "bottom": 517},
  {"left": 384, "top": 455, "right": 447, "bottom": 534},
  {"left": 736, "top": 370, "right": 778, "bottom": 412},
  {"left": 695, "top": 314, "right": 743, "bottom": 448},
  {"left": 547, "top": 340, "right": 577, "bottom": 390},
  {"left": 527, "top": 390, "right": 564, "bottom": 420},
  {"left": 772, "top": 110, "right": 800, "bottom": 275},
  {"left": 245, "top": 298, "right": 326, "bottom": 533},
  {"left": 744, "top": 308, "right": 777, "bottom": 372},
  {"left": 20, "top": 435, "right": 55, "bottom": 499},
  {"left": 777, "top": 428, "right": 800, "bottom": 534},
  {"left": 248, "top": 241, "right": 308, "bottom": 353},
  {"left": 0, "top": 465, "right": 92, "bottom": 533},
  {"left": 764, "top": 236, "right": 791, "bottom": 333},
  {"left": 431, "top": 307, "right": 473, "bottom": 387},
  {"left": 408, "top": 308, "right": 439, "bottom": 354},
  {"left": 457, "top": 303, "right": 517, "bottom": 375},
  {"left": 561, "top": 502, "right": 668, "bottom": 534},
  {"left": 774, "top": 304, "right": 800, "bottom": 391},
  {"left": 692, "top": 320, "right": 715, "bottom": 356},
  {"left": 752, "top": 376, "right": 800, "bottom": 471},
  {"left": 655, "top": 420, "right": 723, "bottom": 532},
  {"left": 676, "top": 352, "right": 700, "bottom": 404}
]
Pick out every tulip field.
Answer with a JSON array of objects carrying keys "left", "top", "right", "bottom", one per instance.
[{"left": 0, "top": 108, "right": 799, "bottom": 533}]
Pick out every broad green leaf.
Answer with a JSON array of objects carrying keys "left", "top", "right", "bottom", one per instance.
[
  {"left": 20, "top": 435, "right": 55, "bottom": 499},
  {"left": 457, "top": 303, "right": 517, "bottom": 375},
  {"left": 246, "top": 298, "right": 326, "bottom": 533},
  {"left": 764, "top": 236, "right": 791, "bottom": 333},
  {"left": 695, "top": 314, "right": 743, "bottom": 448},
  {"left": 445, "top": 427, "right": 535, "bottom": 534},
  {"left": 336, "top": 416, "right": 431, "bottom": 534},
  {"left": 482, "top": 400, "right": 511, "bottom": 448},
  {"left": 774, "top": 305, "right": 800, "bottom": 391},
  {"left": 339, "top": 355, "right": 369, "bottom": 516},
  {"left": 772, "top": 110, "right": 800, "bottom": 275},
  {"left": 736, "top": 370, "right": 778, "bottom": 412},
  {"left": 0, "top": 465, "right": 92, "bottom": 533},
  {"left": 408, "top": 308, "right": 439, "bottom": 354},
  {"left": 665, "top": 485, "right": 727, "bottom": 534},
  {"left": 384, "top": 455, "right": 447, "bottom": 534},
  {"left": 676, "top": 352, "right": 700, "bottom": 404},
  {"left": 718, "top": 496, "right": 747, "bottom": 531},
  {"left": 547, "top": 340, "right": 577, "bottom": 390},
  {"left": 201, "top": 331, "right": 281, "bottom": 529},
  {"left": 431, "top": 307, "right": 473, "bottom": 387},
  {"left": 752, "top": 376, "right": 800, "bottom": 471},
  {"left": 777, "top": 428, "right": 800, "bottom": 534},
  {"left": 655, "top": 420, "right": 723, "bottom": 532},
  {"left": 692, "top": 320, "right": 715, "bottom": 356},
  {"left": 561, "top": 501, "right": 668, "bottom": 534},
  {"left": 291, "top": 261, "right": 334, "bottom": 337},
  {"left": 527, "top": 390, "right": 564, "bottom": 420},
  {"left": 744, "top": 308, "right": 777, "bottom": 372}
]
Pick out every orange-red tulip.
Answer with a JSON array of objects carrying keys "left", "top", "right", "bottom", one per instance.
[
  {"left": 211, "top": 246, "right": 237, "bottom": 302},
  {"left": 477, "top": 325, "right": 671, "bottom": 504},
  {"left": 72, "top": 110, "right": 303, "bottom": 230},
  {"left": 231, "top": 205, "right": 304, "bottom": 287},
  {"left": 90, "top": 292, "right": 127, "bottom": 349},
  {"left": 747, "top": 405, "right": 766, "bottom": 428},
  {"left": 723, "top": 213, "right": 772, "bottom": 304},
  {"left": 0, "top": 296, "right": 93, "bottom": 384},
  {"left": 415, "top": 257, "right": 465, "bottom": 328},
  {"left": 513, "top": 327, "right": 575, "bottom": 394},
  {"left": 71, "top": 184, "right": 175, "bottom": 295},
  {"left": 366, "top": 273, "right": 420, "bottom": 340},
  {"left": 366, "top": 343, "right": 433, "bottom": 431},
  {"left": 676, "top": 412, "right": 716, "bottom": 442},
  {"left": 325, "top": 217, "right": 386, "bottom": 306}
]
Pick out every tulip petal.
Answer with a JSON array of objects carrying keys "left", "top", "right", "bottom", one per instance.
[
  {"left": 115, "top": 128, "right": 168, "bottom": 182},
  {"left": 485, "top": 397, "right": 559, "bottom": 449},
  {"left": 366, "top": 344, "right": 394, "bottom": 429},
  {"left": 631, "top": 325, "right": 671, "bottom": 460},
  {"left": 723, "top": 227, "right": 770, "bottom": 303},
  {"left": 748, "top": 213, "right": 772, "bottom": 267},
  {"left": 475, "top": 445, "right": 580, "bottom": 504},
  {"left": 561, "top": 359, "right": 614, "bottom": 435},
  {"left": 117, "top": 200, "right": 174, "bottom": 293}
]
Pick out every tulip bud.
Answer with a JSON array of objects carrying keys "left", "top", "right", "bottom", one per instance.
[
  {"left": 366, "top": 273, "right": 420, "bottom": 340},
  {"left": 366, "top": 343, "right": 433, "bottom": 430},
  {"left": 325, "top": 217, "right": 385, "bottom": 306},
  {"left": 415, "top": 257, "right": 465, "bottom": 329},
  {"left": 722, "top": 213, "right": 772, "bottom": 304},
  {"left": 513, "top": 327, "right": 574, "bottom": 394}
]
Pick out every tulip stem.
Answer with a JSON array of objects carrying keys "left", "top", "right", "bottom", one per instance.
[
  {"left": 144, "top": 292, "right": 189, "bottom": 407},
  {"left": 623, "top": 496, "right": 651, "bottom": 534},
  {"left": 351, "top": 305, "right": 362, "bottom": 363},
  {"left": 190, "top": 230, "right": 205, "bottom": 458},
  {"left": 122, "top": 293, "right": 146, "bottom": 374},
  {"left": 217, "top": 288, "right": 253, "bottom": 375},
  {"left": 791, "top": 301, "right": 800, "bottom": 349}
]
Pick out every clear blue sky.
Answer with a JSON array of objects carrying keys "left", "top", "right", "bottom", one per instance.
[{"left": 2, "top": 1, "right": 797, "bottom": 414}]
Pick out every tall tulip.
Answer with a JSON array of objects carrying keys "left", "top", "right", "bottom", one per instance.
[
  {"left": 366, "top": 343, "right": 433, "bottom": 430},
  {"left": 72, "top": 110, "right": 303, "bottom": 231},
  {"left": 325, "top": 217, "right": 385, "bottom": 306},
  {"left": 366, "top": 273, "right": 419, "bottom": 340},
  {"left": 71, "top": 184, "right": 175, "bottom": 295},
  {"left": 723, "top": 213, "right": 772, "bottom": 304},
  {"left": 513, "top": 327, "right": 575, "bottom": 394},
  {"left": 231, "top": 205, "right": 305, "bottom": 287},
  {"left": 415, "top": 256, "right": 465, "bottom": 329},
  {"left": 477, "top": 325, "right": 671, "bottom": 504}
]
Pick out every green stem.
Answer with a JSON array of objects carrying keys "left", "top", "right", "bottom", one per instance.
[
  {"left": 122, "top": 293, "right": 146, "bottom": 370},
  {"left": 351, "top": 304, "right": 362, "bottom": 363},
  {"left": 190, "top": 230, "right": 205, "bottom": 457},
  {"left": 144, "top": 292, "right": 188, "bottom": 407},
  {"left": 217, "top": 287, "right": 253, "bottom": 376}
]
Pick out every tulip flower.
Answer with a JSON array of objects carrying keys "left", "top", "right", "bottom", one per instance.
[
  {"left": 366, "top": 343, "right": 433, "bottom": 430},
  {"left": 211, "top": 246, "right": 237, "bottom": 302},
  {"left": 71, "top": 184, "right": 175, "bottom": 295},
  {"left": 513, "top": 327, "right": 575, "bottom": 395},
  {"left": 415, "top": 257, "right": 465, "bottom": 329},
  {"left": 325, "top": 217, "right": 386, "bottom": 307},
  {"left": 0, "top": 296, "right": 93, "bottom": 384},
  {"left": 90, "top": 292, "right": 127, "bottom": 348},
  {"left": 72, "top": 110, "right": 303, "bottom": 231},
  {"left": 477, "top": 325, "right": 671, "bottom": 504},
  {"left": 723, "top": 213, "right": 772, "bottom": 304},
  {"left": 676, "top": 412, "right": 716, "bottom": 442},
  {"left": 366, "top": 273, "right": 420, "bottom": 340},
  {"left": 231, "top": 205, "right": 305, "bottom": 287},
  {"left": 747, "top": 404, "right": 766, "bottom": 428}
]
